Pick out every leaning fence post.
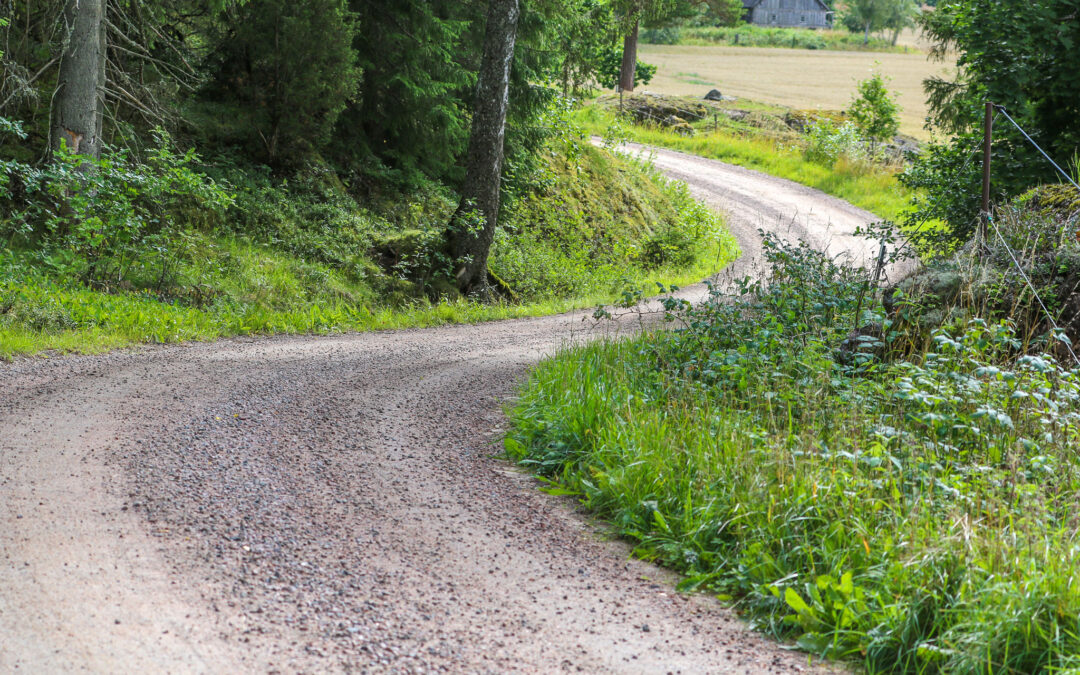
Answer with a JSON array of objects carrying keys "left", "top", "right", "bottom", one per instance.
[{"left": 980, "top": 100, "right": 994, "bottom": 246}]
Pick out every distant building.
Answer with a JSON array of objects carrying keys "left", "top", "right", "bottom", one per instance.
[{"left": 741, "top": 0, "right": 833, "bottom": 28}]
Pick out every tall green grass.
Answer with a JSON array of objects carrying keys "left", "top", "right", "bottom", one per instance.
[
  {"left": 508, "top": 236, "right": 1080, "bottom": 673},
  {"left": 575, "top": 106, "right": 913, "bottom": 224},
  {"left": 0, "top": 229, "right": 735, "bottom": 359}
]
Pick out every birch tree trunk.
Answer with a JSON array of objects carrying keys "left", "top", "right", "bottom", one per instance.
[
  {"left": 619, "top": 19, "right": 639, "bottom": 93},
  {"left": 51, "top": 0, "right": 106, "bottom": 159},
  {"left": 446, "top": 0, "right": 520, "bottom": 297}
]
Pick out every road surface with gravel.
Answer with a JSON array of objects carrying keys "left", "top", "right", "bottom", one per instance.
[{"left": 0, "top": 143, "right": 888, "bottom": 673}]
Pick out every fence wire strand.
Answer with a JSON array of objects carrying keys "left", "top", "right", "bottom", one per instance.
[
  {"left": 987, "top": 214, "right": 1080, "bottom": 367},
  {"left": 995, "top": 105, "right": 1080, "bottom": 195}
]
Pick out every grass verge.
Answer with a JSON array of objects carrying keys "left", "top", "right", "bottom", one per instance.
[
  {"left": 0, "top": 143, "right": 738, "bottom": 360},
  {"left": 507, "top": 236, "right": 1080, "bottom": 673},
  {"left": 576, "top": 105, "right": 912, "bottom": 223}
]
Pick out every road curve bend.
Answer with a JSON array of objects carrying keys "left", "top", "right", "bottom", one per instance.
[{"left": 0, "top": 145, "right": 878, "bottom": 674}]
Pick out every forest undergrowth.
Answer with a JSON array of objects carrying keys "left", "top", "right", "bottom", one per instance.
[{"left": 0, "top": 120, "right": 735, "bottom": 358}]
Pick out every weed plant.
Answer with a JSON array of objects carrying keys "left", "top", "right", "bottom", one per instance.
[{"left": 508, "top": 235, "right": 1080, "bottom": 673}]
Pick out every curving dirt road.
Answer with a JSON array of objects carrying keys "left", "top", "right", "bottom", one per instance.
[{"left": 0, "top": 145, "right": 886, "bottom": 673}]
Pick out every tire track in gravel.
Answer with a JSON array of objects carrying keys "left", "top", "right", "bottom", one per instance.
[{"left": 0, "top": 144, "right": 888, "bottom": 673}]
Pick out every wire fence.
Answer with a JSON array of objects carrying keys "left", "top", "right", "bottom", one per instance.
[
  {"left": 879, "top": 104, "right": 1080, "bottom": 368},
  {"left": 613, "top": 95, "right": 1080, "bottom": 365}
]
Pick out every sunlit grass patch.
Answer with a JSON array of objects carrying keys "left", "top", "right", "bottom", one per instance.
[{"left": 575, "top": 105, "right": 913, "bottom": 224}]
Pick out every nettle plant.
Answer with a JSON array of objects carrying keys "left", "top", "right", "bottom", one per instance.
[
  {"left": 511, "top": 232, "right": 1080, "bottom": 671},
  {"left": 2, "top": 125, "right": 232, "bottom": 293}
]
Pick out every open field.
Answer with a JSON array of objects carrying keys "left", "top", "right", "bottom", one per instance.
[{"left": 638, "top": 44, "right": 955, "bottom": 139}]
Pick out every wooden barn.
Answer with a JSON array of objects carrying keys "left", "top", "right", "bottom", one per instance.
[{"left": 742, "top": 0, "right": 833, "bottom": 28}]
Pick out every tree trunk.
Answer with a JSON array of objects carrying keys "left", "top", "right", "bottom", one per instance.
[
  {"left": 863, "top": 21, "right": 871, "bottom": 46},
  {"left": 619, "top": 19, "right": 639, "bottom": 93},
  {"left": 446, "top": 0, "right": 520, "bottom": 297},
  {"left": 51, "top": 0, "right": 106, "bottom": 159}
]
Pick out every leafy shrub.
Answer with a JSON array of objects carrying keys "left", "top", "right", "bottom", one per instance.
[
  {"left": 847, "top": 71, "right": 900, "bottom": 147},
  {"left": 2, "top": 123, "right": 233, "bottom": 294},
  {"left": 898, "top": 132, "right": 983, "bottom": 253},
  {"left": 595, "top": 45, "right": 657, "bottom": 90},
  {"left": 804, "top": 120, "right": 869, "bottom": 167},
  {"left": 510, "top": 235, "right": 1080, "bottom": 673}
]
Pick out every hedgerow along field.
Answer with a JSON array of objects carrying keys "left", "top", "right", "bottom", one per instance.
[{"left": 637, "top": 44, "right": 955, "bottom": 140}]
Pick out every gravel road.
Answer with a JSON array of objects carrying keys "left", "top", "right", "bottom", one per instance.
[{"left": 0, "top": 145, "right": 887, "bottom": 674}]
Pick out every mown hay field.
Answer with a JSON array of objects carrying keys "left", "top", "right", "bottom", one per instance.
[{"left": 638, "top": 44, "right": 956, "bottom": 140}]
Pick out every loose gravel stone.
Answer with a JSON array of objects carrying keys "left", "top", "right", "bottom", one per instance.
[{"left": 0, "top": 146, "right": 888, "bottom": 673}]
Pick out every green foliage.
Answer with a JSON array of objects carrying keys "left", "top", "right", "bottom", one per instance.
[
  {"left": 804, "top": 120, "right": 868, "bottom": 167},
  {"left": 2, "top": 125, "right": 232, "bottom": 293},
  {"left": 548, "top": 0, "right": 621, "bottom": 95},
  {"left": 848, "top": 71, "right": 900, "bottom": 146},
  {"left": 493, "top": 143, "right": 732, "bottom": 300},
  {"left": 509, "top": 236, "right": 1080, "bottom": 673},
  {"left": 914, "top": 0, "right": 1080, "bottom": 241},
  {"left": 0, "top": 106, "right": 734, "bottom": 357},
  {"left": 595, "top": 44, "right": 657, "bottom": 90},
  {"left": 643, "top": 24, "right": 908, "bottom": 51},
  {"left": 334, "top": 0, "right": 476, "bottom": 183},
  {"left": 898, "top": 132, "right": 983, "bottom": 253},
  {"left": 574, "top": 104, "right": 912, "bottom": 223},
  {"left": 840, "top": 0, "right": 888, "bottom": 36},
  {"left": 841, "top": 0, "right": 919, "bottom": 40},
  {"left": 205, "top": 0, "right": 359, "bottom": 165},
  {"left": 701, "top": 0, "right": 745, "bottom": 26}
]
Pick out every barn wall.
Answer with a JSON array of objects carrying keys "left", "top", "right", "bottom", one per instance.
[{"left": 750, "top": 0, "right": 830, "bottom": 27}]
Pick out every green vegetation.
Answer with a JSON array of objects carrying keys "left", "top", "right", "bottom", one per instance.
[
  {"left": 643, "top": 24, "right": 913, "bottom": 52},
  {"left": 508, "top": 228, "right": 1080, "bottom": 673},
  {"left": 0, "top": 127, "right": 734, "bottom": 359},
  {"left": 575, "top": 104, "right": 913, "bottom": 222},
  {"left": 905, "top": 0, "right": 1080, "bottom": 250},
  {"left": 848, "top": 71, "right": 901, "bottom": 149},
  {"left": 492, "top": 144, "right": 735, "bottom": 300},
  {"left": 1, "top": 0, "right": 736, "bottom": 358}
]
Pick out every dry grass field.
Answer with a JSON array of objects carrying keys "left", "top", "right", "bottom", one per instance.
[{"left": 638, "top": 44, "right": 955, "bottom": 139}]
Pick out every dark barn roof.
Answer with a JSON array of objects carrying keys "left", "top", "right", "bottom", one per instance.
[{"left": 742, "top": 0, "right": 831, "bottom": 10}]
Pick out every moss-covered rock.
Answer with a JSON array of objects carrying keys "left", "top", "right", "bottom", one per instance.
[
  {"left": 783, "top": 109, "right": 848, "bottom": 133},
  {"left": 624, "top": 95, "right": 707, "bottom": 127},
  {"left": 1014, "top": 184, "right": 1080, "bottom": 230},
  {"left": 885, "top": 188, "right": 1080, "bottom": 359}
]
